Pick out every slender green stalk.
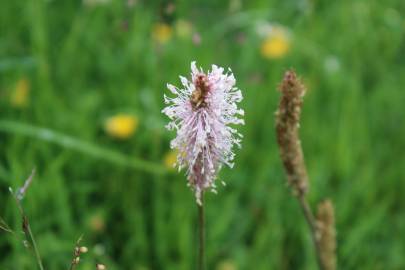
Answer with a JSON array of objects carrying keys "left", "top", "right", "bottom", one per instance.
[
  {"left": 0, "top": 120, "right": 167, "bottom": 175},
  {"left": 68, "top": 235, "right": 84, "bottom": 270},
  {"left": 197, "top": 195, "right": 205, "bottom": 270},
  {"left": 25, "top": 220, "right": 45, "bottom": 270},
  {"left": 0, "top": 217, "right": 13, "bottom": 234},
  {"left": 11, "top": 192, "right": 45, "bottom": 270}
]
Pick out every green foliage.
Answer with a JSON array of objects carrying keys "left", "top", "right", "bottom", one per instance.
[{"left": 1, "top": 0, "right": 405, "bottom": 269}]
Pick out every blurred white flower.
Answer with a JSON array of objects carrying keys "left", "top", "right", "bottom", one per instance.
[
  {"left": 93, "top": 244, "right": 106, "bottom": 256},
  {"left": 255, "top": 21, "right": 275, "bottom": 38},
  {"left": 324, "top": 56, "right": 341, "bottom": 74}
]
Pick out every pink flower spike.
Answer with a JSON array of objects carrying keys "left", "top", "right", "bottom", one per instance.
[{"left": 162, "top": 61, "right": 244, "bottom": 205}]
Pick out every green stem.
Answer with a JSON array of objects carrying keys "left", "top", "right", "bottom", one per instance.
[
  {"left": 297, "top": 195, "right": 325, "bottom": 270},
  {"left": 68, "top": 235, "right": 83, "bottom": 270},
  {"left": 197, "top": 195, "right": 205, "bottom": 270},
  {"left": 26, "top": 220, "right": 45, "bottom": 270},
  {"left": 11, "top": 192, "right": 44, "bottom": 270}
]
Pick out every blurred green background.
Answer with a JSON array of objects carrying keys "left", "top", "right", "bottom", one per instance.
[{"left": 1, "top": 0, "right": 405, "bottom": 269}]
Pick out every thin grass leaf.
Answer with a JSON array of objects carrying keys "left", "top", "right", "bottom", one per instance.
[
  {"left": 0, "top": 217, "right": 13, "bottom": 234},
  {"left": 0, "top": 120, "right": 167, "bottom": 175}
]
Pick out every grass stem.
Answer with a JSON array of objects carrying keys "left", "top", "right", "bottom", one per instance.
[
  {"left": 297, "top": 195, "right": 325, "bottom": 270},
  {"left": 197, "top": 195, "right": 205, "bottom": 270},
  {"left": 26, "top": 220, "right": 45, "bottom": 270},
  {"left": 11, "top": 193, "right": 45, "bottom": 270}
]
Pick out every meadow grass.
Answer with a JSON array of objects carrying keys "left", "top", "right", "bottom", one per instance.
[{"left": 1, "top": 0, "right": 405, "bottom": 269}]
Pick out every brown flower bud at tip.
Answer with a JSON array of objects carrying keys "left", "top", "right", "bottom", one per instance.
[{"left": 275, "top": 70, "right": 308, "bottom": 196}]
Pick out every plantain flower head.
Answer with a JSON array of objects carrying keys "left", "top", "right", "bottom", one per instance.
[{"left": 162, "top": 62, "right": 244, "bottom": 204}]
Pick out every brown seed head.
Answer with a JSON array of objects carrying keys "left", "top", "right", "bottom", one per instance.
[
  {"left": 275, "top": 70, "right": 308, "bottom": 195},
  {"left": 316, "top": 199, "right": 337, "bottom": 270}
]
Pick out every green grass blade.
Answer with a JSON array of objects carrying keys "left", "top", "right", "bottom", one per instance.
[{"left": 0, "top": 120, "right": 167, "bottom": 175}]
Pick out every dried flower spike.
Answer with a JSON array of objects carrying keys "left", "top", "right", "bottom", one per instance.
[
  {"left": 275, "top": 70, "right": 308, "bottom": 196},
  {"left": 162, "top": 61, "right": 244, "bottom": 204},
  {"left": 317, "top": 199, "right": 337, "bottom": 270}
]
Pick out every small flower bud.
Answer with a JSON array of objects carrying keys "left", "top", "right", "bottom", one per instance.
[
  {"left": 96, "top": 263, "right": 106, "bottom": 270},
  {"left": 74, "top": 257, "right": 80, "bottom": 264},
  {"left": 79, "top": 246, "right": 88, "bottom": 253}
]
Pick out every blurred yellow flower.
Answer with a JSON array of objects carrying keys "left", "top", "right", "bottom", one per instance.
[
  {"left": 10, "top": 77, "right": 30, "bottom": 108},
  {"left": 216, "top": 260, "right": 238, "bottom": 270},
  {"left": 260, "top": 28, "right": 290, "bottom": 59},
  {"left": 163, "top": 150, "right": 178, "bottom": 170},
  {"left": 104, "top": 114, "right": 139, "bottom": 139},
  {"left": 175, "top": 19, "right": 192, "bottom": 38},
  {"left": 87, "top": 212, "right": 105, "bottom": 232},
  {"left": 152, "top": 23, "right": 172, "bottom": 44}
]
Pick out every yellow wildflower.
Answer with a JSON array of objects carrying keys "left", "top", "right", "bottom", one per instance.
[
  {"left": 175, "top": 19, "right": 192, "bottom": 38},
  {"left": 152, "top": 23, "right": 172, "bottom": 44},
  {"left": 163, "top": 150, "right": 178, "bottom": 170},
  {"left": 10, "top": 77, "right": 30, "bottom": 108},
  {"left": 88, "top": 212, "right": 105, "bottom": 232},
  {"left": 104, "top": 114, "right": 138, "bottom": 139},
  {"left": 216, "top": 260, "right": 237, "bottom": 270},
  {"left": 260, "top": 27, "right": 290, "bottom": 59}
]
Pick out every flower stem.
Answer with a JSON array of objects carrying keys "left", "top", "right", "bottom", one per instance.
[
  {"left": 11, "top": 193, "right": 45, "bottom": 270},
  {"left": 197, "top": 195, "right": 205, "bottom": 270},
  {"left": 297, "top": 194, "right": 325, "bottom": 270},
  {"left": 25, "top": 220, "right": 45, "bottom": 270}
]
